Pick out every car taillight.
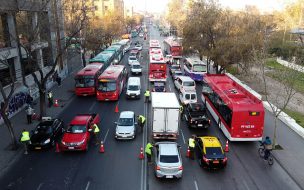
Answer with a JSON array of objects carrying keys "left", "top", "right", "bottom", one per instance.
[
  {"left": 190, "top": 119, "right": 193, "bottom": 123},
  {"left": 223, "top": 157, "right": 228, "bottom": 163},
  {"left": 203, "top": 156, "right": 210, "bottom": 163},
  {"left": 208, "top": 119, "right": 211, "bottom": 124},
  {"left": 156, "top": 165, "right": 160, "bottom": 170},
  {"left": 178, "top": 166, "right": 183, "bottom": 170}
]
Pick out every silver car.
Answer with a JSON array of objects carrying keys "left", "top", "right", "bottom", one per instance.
[
  {"left": 154, "top": 142, "right": 183, "bottom": 179},
  {"left": 115, "top": 111, "right": 137, "bottom": 140}
]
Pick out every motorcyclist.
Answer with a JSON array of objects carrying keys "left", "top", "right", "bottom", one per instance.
[{"left": 262, "top": 136, "right": 272, "bottom": 160}]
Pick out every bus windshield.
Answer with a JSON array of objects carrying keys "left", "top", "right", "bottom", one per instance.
[
  {"left": 97, "top": 80, "right": 117, "bottom": 92},
  {"left": 193, "top": 65, "right": 207, "bottom": 72},
  {"left": 75, "top": 76, "right": 95, "bottom": 87}
]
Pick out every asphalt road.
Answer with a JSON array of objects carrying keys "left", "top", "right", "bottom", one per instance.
[{"left": 0, "top": 23, "right": 303, "bottom": 190}]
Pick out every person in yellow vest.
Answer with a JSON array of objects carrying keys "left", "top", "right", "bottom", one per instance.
[
  {"left": 47, "top": 91, "right": 53, "bottom": 107},
  {"left": 91, "top": 123, "right": 100, "bottom": 145},
  {"left": 20, "top": 129, "right": 31, "bottom": 154},
  {"left": 188, "top": 135, "right": 196, "bottom": 160},
  {"left": 144, "top": 89, "right": 150, "bottom": 103},
  {"left": 145, "top": 142, "right": 153, "bottom": 163},
  {"left": 179, "top": 105, "right": 184, "bottom": 120},
  {"left": 137, "top": 115, "right": 146, "bottom": 132}
]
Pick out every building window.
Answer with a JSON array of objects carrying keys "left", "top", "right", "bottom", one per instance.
[
  {"left": 0, "top": 13, "right": 9, "bottom": 48},
  {"left": 0, "top": 58, "right": 16, "bottom": 87}
]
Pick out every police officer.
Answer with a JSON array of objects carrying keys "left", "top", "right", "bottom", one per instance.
[
  {"left": 47, "top": 91, "right": 53, "bottom": 107},
  {"left": 91, "top": 123, "right": 100, "bottom": 145},
  {"left": 137, "top": 115, "right": 146, "bottom": 132},
  {"left": 179, "top": 105, "right": 184, "bottom": 120},
  {"left": 20, "top": 129, "right": 30, "bottom": 154},
  {"left": 188, "top": 135, "right": 196, "bottom": 159},
  {"left": 144, "top": 89, "right": 150, "bottom": 103},
  {"left": 145, "top": 142, "right": 153, "bottom": 163}
]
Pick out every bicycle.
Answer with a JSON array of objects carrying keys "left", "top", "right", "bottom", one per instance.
[{"left": 258, "top": 143, "right": 274, "bottom": 165}]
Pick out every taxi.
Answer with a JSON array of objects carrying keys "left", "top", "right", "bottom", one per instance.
[{"left": 195, "top": 136, "right": 227, "bottom": 169}]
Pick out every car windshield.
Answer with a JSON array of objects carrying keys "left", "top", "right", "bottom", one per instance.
[
  {"left": 128, "top": 85, "right": 139, "bottom": 91},
  {"left": 132, "top": 64, "right": 141, "bottom": 69},
  {"left": 35, "top": 125, "right": 53, "bottom": 134},
  {"left": 193, "top": 65, "right": 207, "bottom": 72},
  {"left": 171, "top": 65, "right": 179, "bottom": 69},
  {"left": 154, "top": 82, "right": 165, "bottom": 87},
  {"left": 185, "top": 93, "right": 196, "bottom": 100},
  {"left": 184, "top": 81, "right": 195, "bottom": 87},
  {"left": 129, "top": 57, "right": 137, "bottom": 60},
  {"left": 97, "top": 80, "right": 116, "bottom": 92},
  {"left": 67, "top": 125, "right": 86, "bottom": 133},
  {"left": 75, "top": 76, "right": 95, "bottom": 87},
  {"left": 205, "top": 147, "right": 223, "bottom": 156},
  {"left": 117, "top": 118, "right": 133, "bottom": 126},
  {"left": 160, "top": 155, "right": 179, "bottom": 163}
]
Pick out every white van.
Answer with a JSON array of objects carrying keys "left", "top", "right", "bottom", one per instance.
[
  {"left": 131, "top": 61, "right": 142, "bottom": 75},
  {"left": 126, "top": 77, "right": 141, "bottom": 99},
  {"left": 179, "top": 89, "right": 197, "bottom": 105},
  {"left": 174, "top": 76, "right": 196, "bottom": 92}
]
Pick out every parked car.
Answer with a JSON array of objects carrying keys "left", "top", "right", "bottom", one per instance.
[
  {"left": 172, "top": 70, "right": 183, "bottom": 80},
  {"left": 174, "top": 76, "right": 196, "bottom": 92},
  {"left": 115, "top": 111, "right": 137, "bottom": 140},
  {"left": 60, "top": 114, "right": 100, "bottom": 151},
  {"left": 152, "top": 81, "right": 166, "bottom": 92},
  {"left": 130, "top": 61, "right": 142, "bottom": 75},
  {"left": 179, "top": 89, "right": 197, "bottom": 105},
  {"left": 154, "top": 142, "right": 183, "bottom": 179},
  {"left": 29, "top": 118, "right": 64, "bottom": 150},
  {"left": 183, "top": 103, "right": 210, "bottom": 128},
  {"left": 169, "top": 64, "right": 180, "bottom": 75},
  {"left": 195, "top": 136, "right": 227, "bottom": 169}
]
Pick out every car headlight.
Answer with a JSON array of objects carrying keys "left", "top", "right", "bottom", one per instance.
[
  {"left": 43, "top": 138, "right": 51, "bottom": 144},
  {"left": 61, "top": 140, "right": 66, "bottom": 145}
]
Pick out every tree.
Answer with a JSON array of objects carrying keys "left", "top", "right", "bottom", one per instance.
[{"left": 166, "top": 0, "right": 186, "bottom": 36}]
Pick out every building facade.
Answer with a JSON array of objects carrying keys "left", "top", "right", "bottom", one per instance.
[{"left": 95, "top": 0, "right": 124, "bottom": 18}]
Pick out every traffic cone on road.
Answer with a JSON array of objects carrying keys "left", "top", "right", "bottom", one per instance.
[
  {"left": 55, "top": 142, "right": 60, "bottom": 153},
  {"left": 115, "top": 104, "right": 119, "bottom": 113},
  {"left": 139, "top": 147, "right": 144, "bottom": 160},
  {"left": 225, "top": 140, "right": 229, "bottom": 152},
  {"left": 54, "top": 99, "right": 59, "bottom": 107},
  {"left": 99, "top": 141, "right": 105, "bottom": 153},
  {"left": 186, "top": 147, "right": 190, "bottom": 158}
]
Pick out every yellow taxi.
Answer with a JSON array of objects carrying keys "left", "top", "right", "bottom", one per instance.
[{"left": 195, "top": 136, "right": 227, "bottom": 169}]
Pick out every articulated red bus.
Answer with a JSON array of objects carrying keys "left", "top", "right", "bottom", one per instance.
[
  {"left": 202, "top": 74, "right": 264, "bottom": 141},
  {"left": 96, "top": 65, "right": 128, "bottom": 101},
  {"left": 74, "top": 63, "right": 104, "bottom": 96},
  {"left": 163, "top": 37, "right": 182, "bottom": 58}
]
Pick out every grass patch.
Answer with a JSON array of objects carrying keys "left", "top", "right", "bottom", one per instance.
[
  {"left": 265, "top": 59, "right": 304, "bottom": 94},
  {"left": 226, "top": 65, "right": 239, "bottom": 75},
  {"left": 283, "top": 109, "right": 304, "bottom": 128}
]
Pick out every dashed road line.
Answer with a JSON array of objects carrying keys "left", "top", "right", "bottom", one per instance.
[
  {"left": 37, "top": 183, "right": 44, "bottom": 190},
  {"left": 85, "top": 181, "right": 91, "bottom": 190},
  {"left": 89, "top": 102, "right": 96, "bottom": 111},
  {"left": 194, "top": 180, "right": 199, "bottom": 190},
  {"left": 180, "top": 129, "right": 186, "bottom": 144},
  {"left": 103, "top": 129, "right": 109, "bottom": 143}
]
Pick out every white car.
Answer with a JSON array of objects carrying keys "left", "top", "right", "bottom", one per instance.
[
  {"left": 174, "top": 76, "right": 196, "bottom": 92},
  {"left": 139, "top": 33, "right": 144, "bottom": 37},
  {"left": 131, "top": 61, "right": 142, "bottom": 75},
  {"left": 128, "top": 56, "right": 138, "bottom": 65},
  {"left": 134, "top": 44, "right": 143, "bottom": 51},
  {"left": 179, "top": 89, "right": 197, "bottom": 105},
  {"left": 115, "top": 111, "right": 137, "bottom": 140}
]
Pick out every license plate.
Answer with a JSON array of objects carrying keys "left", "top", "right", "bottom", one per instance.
[
  {"left": 68, "top": 147, "right": 75, "bottom": 150},
  {"left": 83, "top": 94, "right": 88, "bottom": 96},
  {"left": 131, "top": 96, "right": 135, "bottom": 98},
  {"left": 198, "top": 124, "right": 203, "bottom": 127},
  {"left": 213, "top": 160, "right": 219, "bottom": 164},
  {"left": 136, "top": 72, "right": 138, "bottom": 74},
  {"left": 166, "top": 175, "right": 173, "bottom": 179},
  {"left": 105, "top": 99, "right": 109, "bottom": 101},
  {"left": 35, "top": 147, "right": 41, "bottom": 150}
]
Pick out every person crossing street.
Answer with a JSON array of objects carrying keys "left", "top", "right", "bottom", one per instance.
[
  {"left": 20, "top": 129, "right": 31, "bottom": 154},
  {"left": 144, "top": 89, "right": 150, "bottom": 103},
  {"left": 145, "top": 142, "right": 153, "bottom": 163},
  {"left": 137, "top": 115, "right": 146, "bottom": 132}
]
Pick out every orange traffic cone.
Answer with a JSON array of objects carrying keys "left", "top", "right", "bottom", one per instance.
[
  {"left": 115, "top": 104, "right": 119, "bottom": 113},
  {"left": 99, "top": 141, "right": 105, "bottom": 153},
  {"left": 54, "top": 99, "right": 59, "bottom": 107},
  {"left": 186, "top": 147, "right": 190, "bottom": 158},
  {"left": 225, "top": 140, "right": 229, "bottom": 152},
  {"left": 55, "top": 142, "right": 60, "bottom": 153},
  {"left": 139, "top": 147, "right": 144, "bottom": 160}
]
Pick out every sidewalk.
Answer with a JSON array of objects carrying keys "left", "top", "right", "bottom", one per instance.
[{"left": 0, "top": 51, "right": 83, "bottom": 178}]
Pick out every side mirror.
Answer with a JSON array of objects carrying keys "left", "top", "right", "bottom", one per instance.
[
  {"left": 114, "top": 121, "right": 118, "bottom": 124},
  {"left": 88, "top": 128, "right": 93, "bottom": 132}
]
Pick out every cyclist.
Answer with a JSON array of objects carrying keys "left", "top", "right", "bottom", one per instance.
[{"left": 262, "top": 136, "right": 272, "bottom": 160}]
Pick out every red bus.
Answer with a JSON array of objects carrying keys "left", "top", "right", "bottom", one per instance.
[
  {"left": 163, "top": 38, "right": 182, "bottom": 58},
  {"left": 149, "top": 53, "right": 167, "bottom": 82},
  {"left": 202, "top": 74, "right": 264, "bottom": 141},
  {"left": 149, "top": 40, "right": 161, "bottom": 50},
  {"left": 74, "top": 63, "right": 104, "bottom": 96},
  {"left": 96, "top": 65, "right": 128, "bottom": 101}
]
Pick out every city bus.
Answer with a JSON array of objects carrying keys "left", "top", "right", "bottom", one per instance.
[
  {"left": 149, "top": 53, "right": 167, "bottom": 82},
  {"left": 183, "top": 57, "right": 207, "bottom": 82},
  {"left": 115, "top": 39, "right": 131, "bottom": 54},
  {"left": 104, "top": 44, "right": 124, "bottom": 64},
  {"left": 149, "top": 40, "right": 161, "bottom": 50},
  {"left": 96, "top": 65, "right": 128, "bottom": 101},
  {"left": 89, "top": 51, "right": 115, "bottom": 68},
  {"left": 163, "top": 37, "right": 182, "bottom": 58},
  {"left": 201, "top": 74, "right": 264, "bottom": 141},
  {"left": 74, "top": 63, "right": 104, "bottom": 96}
]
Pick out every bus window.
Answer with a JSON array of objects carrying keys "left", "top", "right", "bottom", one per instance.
[
  {"left": 193, "top": 64, "right": 207, "bottom": 72},
  {"left": 75, "top": 76, "right": 95, "bottom": 87},
  {"left": 97, "top": 80, "right": 117, "bottom": 92}
]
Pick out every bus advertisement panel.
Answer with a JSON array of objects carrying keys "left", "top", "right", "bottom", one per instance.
[
  {"left": 96, "top": 65, "right": 128, "bottom": 101},
  {"left": 201, "top": 74, "right": 264, "bottom": 141},
  {"left": 74, "top": 63, "right": 104, "bottom": 96},
  {"left": 163, "top": 38, "right": 182, "bottom": 58},
  {"left": 183, "top": 57, "right": 207, "bottom": 82},
  {"left": 149, "top": 53, "right": 167, "bottom": 82}
]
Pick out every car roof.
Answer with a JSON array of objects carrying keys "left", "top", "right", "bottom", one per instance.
[
  {"left": 120, "top": 111, "right": 134, "bottom": 118},
  {"left": 158, "top": 142, "right": 178, "bottom": 156},
  {"left": 128, "top": 77, "right": 140, "bottom": 84},
  {"left": 177, "top": 76, "right": 194, "bottom": 82},
  {"left": 199, "top": 136, "right": 222, "bottom": 148}
]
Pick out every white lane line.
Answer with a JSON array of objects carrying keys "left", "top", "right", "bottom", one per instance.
[
  {"left": 242, "top": 180, "right": 250, "bottom": 190},
  {"left": 85, "top": 181, "right": 91, "bottom": 190},
  {"left": 103, "top": 129, "right": 109, "bottom": 143},
  {"left": 168, "top": 83, "right": 172, "bottom": 92},
  {"left": 180, "top": 129, "right": 186, "bottom": 144},
  {"left": 37, "top": 183, "right": 44, "bottom": 190},
  {"left": 194, "top": 180, "right": 199, "bottom": 190},
  {"left": 89, "top": 102, "right": 96, "bottom": 111}
]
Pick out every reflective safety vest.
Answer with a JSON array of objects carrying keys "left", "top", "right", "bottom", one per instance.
[
  {"left": 48, "top": 92, "right": 53, "bottom": 98},
  {"left": 21, "top": 131, "right": 30, "bottom": 142},
  {"left": 179, "top": 106, "right": 183, "bottom": 113},
  {"left": 144, "top": 90, "right": 150, "bottom": 97},
  {"left": 93, "top": 124, "right": 100, "bottom": 133},
  {"left": 145, "top": 143, "right": 153, "bottom": 155},
  {"left": 188, "top": 138, "right": 195, "bottom": 148},
  {"left": 139, "top": 115, "right": 146, "bottom": 124}
]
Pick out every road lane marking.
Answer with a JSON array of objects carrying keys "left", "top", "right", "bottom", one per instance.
[
  {"left": 194, "top": 180, "right": 199, "bottom": 190},
  {"left": 85, "top": 181, "right": 91, "bottom": 190},
  {"left": 37, "top": 183, "right": 43, "bottom": 190},
  {"left": 89, "top": 102, "right": 96, "bottom": 111},
  {"left": 168, "top": 83, "right": 172, "bottom": 92},
  {"left": 103, "top": 129, "right": 109, "bottom": 143},
  {"left": 180, "top": 129, "right": 186, "bottom": 144}
]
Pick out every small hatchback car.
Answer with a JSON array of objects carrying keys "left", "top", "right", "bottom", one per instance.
[
  {"left": 154, "top": 142, "right": 183, "bottom": 179},
  {"left": 195, "top": 136, "right": 227, "bottom": 169},
  {"left": 115, "top": 111, "right": 137, "bottom": 140}
]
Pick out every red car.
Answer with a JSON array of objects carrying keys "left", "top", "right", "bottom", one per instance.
[{"left": 60, "top": 114, "right": 100, "bottom": 151}]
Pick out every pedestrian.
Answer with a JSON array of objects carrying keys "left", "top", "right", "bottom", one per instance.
[
  {"left": 179, "top": 105, "right": 184, "bottom": 120},
  {"left": 26, "top": 94, "right": 34, "bottom": 107},
  {"left": 145, "top": 142, "right": 153, "bottom": 163},
  {"left": 25, "top": 105, "right": 34, "bottom": 124},
  {"left": 137, "top": 115, "right": 146, "bottom": 132},
  {"left": 20, "top": 129, "right": 30, "bottom": 154},
  {"left": 47, "top": 91, "right": 53, "bottom": 107},
  {"left": 188, "top": 135, "right": 196, "bottom": 160},
  {"left": 91, "top": 123, "right": 100, "bottom": 145},
  {"left": 144, "top": 89, "right": 150, "bottom": 103},
  {"left": 56, "top": 74, "right": 62, "bottom": 86}
]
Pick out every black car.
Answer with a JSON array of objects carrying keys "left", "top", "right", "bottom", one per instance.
[
  {"left": 183, "top": 103, "right": 210, "bottom": 128},
  {"left": 29, "top": 118, "right": 64, "bottom": 150},
  {"left": 152, "top": 81, "right": 166, "bottom": 92},
  {"left": 172, "top": 70, "right": 183, "bottom": 80},
  {"left": 169, "top": 64, "right": 181, "bottom": 75}
]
